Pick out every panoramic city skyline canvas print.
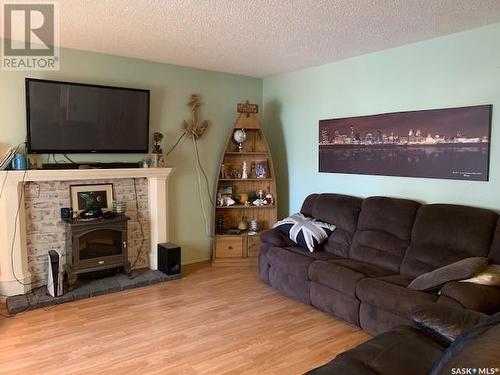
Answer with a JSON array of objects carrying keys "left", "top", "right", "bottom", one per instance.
[{"left": 319, "top": 105, "right": 492, "bottom": 181}]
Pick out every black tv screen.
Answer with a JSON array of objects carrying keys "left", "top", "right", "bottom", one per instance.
[{"left": 26, "top": 78, "right": 150, "bottom": 153}]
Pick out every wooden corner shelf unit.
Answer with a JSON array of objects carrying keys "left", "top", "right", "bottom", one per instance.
[{"left": 212, "top": 105, "right": 277, "bottom": 262}]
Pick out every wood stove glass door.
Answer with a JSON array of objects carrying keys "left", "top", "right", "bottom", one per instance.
[{"left": 77, "top": 229, "right": 125, "bottom": 269}]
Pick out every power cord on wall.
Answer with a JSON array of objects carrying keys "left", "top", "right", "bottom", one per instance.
[
  {"left": 192, "top": 137, "right": 213, "bottom": 237},
  {"left": 62, "top": 154, "right": 77, "bottom": 164},
  {"left": 129, "top": 177, "right": 146, "bottom": 273},
  {"left": 4, "top": 167, "right": 43, "bottom": 288},
  {"left": 164, "top": 133, "right": 186, "bottom": 158},
  {"left": 0, "top": 169, "right": 8, "bottom": 200},
  {"left": 0, "top": 142, "right": 48, "bottom": 315},
  {"left": 9, "top": 169, "right": 37, "bottom": 287}
]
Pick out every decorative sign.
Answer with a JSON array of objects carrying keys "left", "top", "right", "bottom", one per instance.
[
  {"left": 319, "top": 105, "right": 492, "bottom": 181},
  {"left": 237, "top": 101, "right": 259, "bottom": 114}
]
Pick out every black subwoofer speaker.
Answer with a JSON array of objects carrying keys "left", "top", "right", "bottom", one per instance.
[{"left": 158, "top": 242, "right": 181, "bottom": 276}]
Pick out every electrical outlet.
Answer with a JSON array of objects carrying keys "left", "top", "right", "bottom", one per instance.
[{"left": 26, "top": 184, "right": 40, "bottom": 198}]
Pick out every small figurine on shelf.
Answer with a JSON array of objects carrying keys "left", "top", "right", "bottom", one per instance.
[
  {"left": 220, "top": 163, "right": 227, "bottom": 179},
  {"left": 265, "top": 193, "right": 274, "bottom": 205},
  {"left": 252, "top": 189, "right": 267, "bottom": 206},
  {"left": 224, "top": 197, "right": 236, "bottom": 206},
  {"left": 242, "top": 161, "right": 248, "bottom": 179},
  {"left": 150, "top": 132, "right": 165, "bottom": 168}
]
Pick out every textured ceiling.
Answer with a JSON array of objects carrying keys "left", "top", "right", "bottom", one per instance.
[{"left": 7, "top": 0, "right": 500, "bottom": 77}]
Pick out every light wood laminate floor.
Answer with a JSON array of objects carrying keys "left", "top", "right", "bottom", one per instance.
[{"left": 0, "top": 262, "right": 369, "bottom": 374}]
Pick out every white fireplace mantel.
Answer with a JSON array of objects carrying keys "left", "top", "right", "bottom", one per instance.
[{"left": 0, "top": 168, "right": 173, "bottom": 299}]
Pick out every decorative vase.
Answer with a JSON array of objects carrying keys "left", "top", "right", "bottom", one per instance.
[
  {"left": 150, "top": 152, "right": 164, "bottom": 168},
  {"left": 249, "top": 218, "right": 259, "bottom": 232}
]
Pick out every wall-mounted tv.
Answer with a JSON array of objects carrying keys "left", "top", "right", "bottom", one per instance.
[{"left": 26, "top": 78, "right": 150, "bottom": 153}]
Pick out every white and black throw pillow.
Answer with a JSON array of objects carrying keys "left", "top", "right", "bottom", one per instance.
[{"left": 273, "top": 213, "right": 335, "bottom": 252}]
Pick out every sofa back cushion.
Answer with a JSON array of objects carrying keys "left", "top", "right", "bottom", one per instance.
[
  {"left": 488, "top": 220, "right": 500, "bottom": 264},
  {"left": 310, "top": 193, "right": 362, "bottom": 257},
  {"left": 350, "top": 197, "right": 420, "bottom": 273},
  {"left": 300, "top": 193, "right": 319, "bottom": 217},
  {"left": 401, "top": 204, "right": 498, "bottom": 278}
]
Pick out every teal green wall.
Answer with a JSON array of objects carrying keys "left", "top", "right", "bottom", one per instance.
[
  {"left": 263, "top": 23, "right": 500, "bottom": 216},
  {"left": 0, "top": 40, "right": 262, "bottom": 264}
]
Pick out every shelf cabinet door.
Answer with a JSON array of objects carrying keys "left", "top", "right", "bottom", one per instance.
[
  {"left": 215, "top": 236, "right": 243, "bottom": 258},
  {"left": 247, "top": 236, "right": 261, "bottom": 257}
]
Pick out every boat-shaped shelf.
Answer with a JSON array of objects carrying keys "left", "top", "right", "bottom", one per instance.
[{"left": 212, "top": 105, "right": 277, "bottom": 261}]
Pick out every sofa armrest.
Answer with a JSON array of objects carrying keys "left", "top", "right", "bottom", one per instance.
[
  {"left": 411, "top": 303, "right": 488, "bottom": 343},
  {"left": 260, "top": 229, "right": 297, "bottom": 247},
  {"left": 440, "top": 281, "right": 500, "bottom": 314}
]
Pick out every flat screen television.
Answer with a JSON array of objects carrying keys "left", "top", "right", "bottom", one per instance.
[{"left": 26, "top": 78, "right": 150, "bottom": 153}]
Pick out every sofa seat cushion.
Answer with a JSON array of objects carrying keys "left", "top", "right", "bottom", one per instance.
[
  {"left": 276, "top": 246, "right": 342, "bottom": 261},
  {"left": 306, "top": 325, "right": 446, "bottom": 375},
  {"left": 439, "top": 281, "right": 500, "bottom": 314},
  {"left": 270, "top": 246, "right": 340, "bottom": 262},
  {"left": 267, "top": 246, "right": 312, "bottom": 276},
  {"left": 309, "top": 259, "right": 395, "bottom": 296},
  {"left": 357, "top": 275, "right": 438, "bottom": 316}
]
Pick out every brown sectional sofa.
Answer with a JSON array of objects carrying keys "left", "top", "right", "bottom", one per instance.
[
  {"left": 258, "top": 193, "right": 500, "bottom": 335},
  {"left": 306, "top": 304, "right": 500, "bottom": 375}
]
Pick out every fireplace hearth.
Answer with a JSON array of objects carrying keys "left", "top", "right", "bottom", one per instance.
[{"left": 65, "top": 215, "right": 130, "bottom": 286}]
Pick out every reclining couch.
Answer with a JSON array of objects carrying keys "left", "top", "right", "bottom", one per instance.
[
  {"left": 306, "top": 303, "right": 500, "bottom": 375},
  {"left": 258, "top": 193, "right": 500, "bottom": 335}
]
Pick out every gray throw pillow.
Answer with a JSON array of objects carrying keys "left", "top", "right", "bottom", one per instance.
[{"left": 408, "top": 257, "right": 489, "bottom": 292}]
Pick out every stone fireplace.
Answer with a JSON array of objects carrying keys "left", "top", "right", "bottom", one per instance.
[{"left": 0, "top": 168, "right": 173, "bottom": 299}]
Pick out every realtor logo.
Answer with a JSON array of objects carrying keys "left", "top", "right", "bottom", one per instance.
[{"left": 2, "top": 2, "right": 59, "bottom": 70}]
